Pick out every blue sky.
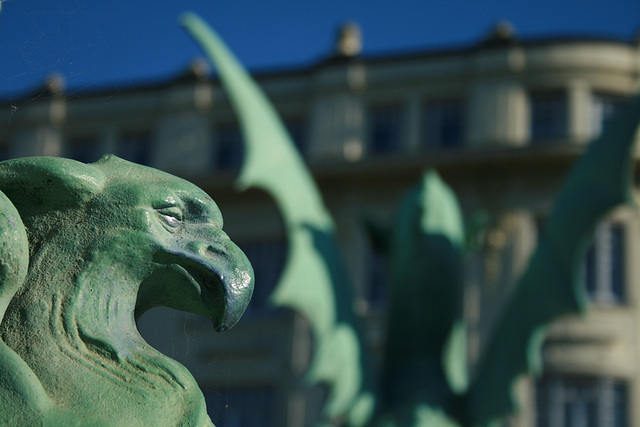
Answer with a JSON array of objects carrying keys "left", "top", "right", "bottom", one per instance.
[{"left": 0, "top": 0, "right": 638, "bottom": 99}]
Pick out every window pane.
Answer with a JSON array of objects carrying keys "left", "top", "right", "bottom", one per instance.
[
  {"left": 590, "top": 94, "right": 627, "bottom": 139},
  {"left": 540, "top": 218, "right": 625, "bottom": 305},
  {"left": 424, "top": 100, "right": 464, "bottom": 149},
  {"left": 67, "top": 135, "right": 101, "bottom": 163},
  {"left": 531, "top": 93, "right": 567, "bottom": 142},
  {"left": 369, "top": 105, "right": 403, "bottom": 154},
  {"left": 367, "top": 249, "right": 389, "bottom": 307},
  {"left": 609, "top": 224, "right": 625, "bottom": 302},
  {"left": 584, "top": 243, "right": 596, "bottom": 298},
  {"left": 537, "top": 376, "right": 627, "bottom": 427},
  {"left": 536, "top": 379, "right": 551, "bottom": 427},
  {"left": 612, "top": 382, "right": 628, "bottom": 427},
  {"left": 0, "top": 142, "right": 9, "bottom": 161},
  {"left": 284, "top": 118, "right": 307, "bottom": 156},
  {"left": 216, "top": 123, "right": 244, "bottom": 169},
  {"left": 204, "top": 387, "right": 274, "bottom": 427},
  {"left": 585, "top": 223, "right": 625, "bottom": 305},
  {"left": 238, "top": 240, "right": 286, "bottom": 316},
  {"left": 119, "top": 131, "right": 151, "bottom": 165}
]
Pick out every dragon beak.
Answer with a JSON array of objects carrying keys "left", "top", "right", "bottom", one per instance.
[
  {"left": 212, "top": 261, "right": 254, "bottom": 332},
  {"left": 192, "top": 237, "right": 254, "bottom": 332},
  {"left": 147, "top": 234, "right": 254, "bottom": 332}
]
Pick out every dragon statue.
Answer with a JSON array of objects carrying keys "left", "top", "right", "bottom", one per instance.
[
  {"left": 3, "top": 11, "right": 633, "bottom": 426},
  {"left": 0, "top": 155, "right": 254, "bottom": 426},
  {"left": 181, "top": 13, "right": 640, "bottom": 427}
]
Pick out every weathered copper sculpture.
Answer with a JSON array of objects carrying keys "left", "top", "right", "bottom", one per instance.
[
  {"left": 181, "top": 13, "right": 376, "bottom": 426},
  {"left": 0, "top": 155, "right": 254, "bottom": 426},
  {"left": 182, "top": 13, "right": 640, "bottom": 426},
  {"left": 3, "top": 11, "right": 634, "bottom": 426}
]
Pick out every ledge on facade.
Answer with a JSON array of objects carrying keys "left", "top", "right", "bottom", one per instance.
[{"left": 189, "top": 142, "right": 597, "bottom": 195}]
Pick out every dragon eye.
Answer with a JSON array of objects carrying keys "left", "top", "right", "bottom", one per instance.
[{"left": 156, "top": 206, "right": 184, "bottom": 232}]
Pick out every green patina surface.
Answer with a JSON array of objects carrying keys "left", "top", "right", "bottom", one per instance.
[
  {"left": 372, "top": 96, "right": 640, "bottom": 427},
  {"left": 181, "top": 13, "right": 376, "bottom": 426},
  {"left": 373, "top": 170, "right": 466, "bottom": 426},
  {"left": 372, "top": 97, "right": 640, "bottom": 427},
  {"left": 5, "top": 11, "right": 633, "bottom": 426},
  {"left": 182, "top": 13, "right": 640, "bottom": 427},
  {"left": 0, "top": 155, "right": 254, "bottom": 426}
]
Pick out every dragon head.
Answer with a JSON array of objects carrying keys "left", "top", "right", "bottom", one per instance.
[
  {"left": 90, "top": 155, "right": 254, "bottom": 332},
  {"left": 0, "top": 155, "right": 253, "bottom": 329},
  {"left": 0, "top": 155, "right": 254, "bottom": 425}
]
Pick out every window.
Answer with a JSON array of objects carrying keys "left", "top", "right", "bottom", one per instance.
[
  {"left": 66, "top": 135, "right": 101, "bottom": 163},
  {"left": 238, "top": 240, "right": 286, "bottom": 316},
  {"left": 0, "top": 143, "right": 11, "bottom": 161},
  {"left": 424, "top": 99, "right": 464, "bottom": 149},
  {"left": 216, "top": 123, "right": 244, "bottom": 169},
  {"left": 367, "top": 249, "right": 389, "bottom": 307},
  {"left": 204, "top": 387, "right": 274, "bottom": 427},
  {"left": 590, "top": 94, "right": 627, "bottom": 139},
  {"left": 536, "top": 376, "right": 627, "bottom": 427},
  {"left": 119, "top": 131, "right": 151, "bottom": 165},
  {"left": 284, "top": 117, "right": 307, "bottom": 156},
  {"left": 530, "top": 92, "right": 568, "bottom": 142},
  {"left": 584, "top": 222, "right": 625, "bottom": 305},
  {"left": 368, "top": 105, "right": 403, "bottom": 154},
  {"left": 536, "top": 219, "right": 625, "bottom": 305}
]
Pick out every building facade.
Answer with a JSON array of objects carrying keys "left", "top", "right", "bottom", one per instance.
[{"left": 1, "top": 24, "right": 640, "bottom": 426}]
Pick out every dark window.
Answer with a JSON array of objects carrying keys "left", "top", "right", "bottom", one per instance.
[
  {"left": 584, "top": 223, "right": 625, "bottom": 305},
  {"left": 0, "top": 144, "right": 11, "bottom": 161},
  {"left": 369, "top": 105, "right": 403, "bottom": 154},
  {"left": 536, "top": 376, "right": 627, "bottom": 427},
  {"left": 536, "top": 219, "right": 625, "bottom": 305},
  {"left": 367, "top": 249, "right": 389, "bottom": 307},
  {"left": 204, "top": 387, "right": 274, "bottom": 427},
  {"left": 530, "top": 92, "right": 568, "bottom": 142},
  {"left": 424, "top": 100, "right": 464, "bottom": 149},
  {"left": 284, "top": 118, "right": 307, "bottom": 156},
  {"left": 119, "top": 131, "right": 151, "bottom": 165},
  {"left": 216, "top": 123, "right": 244, "bottom": 169},
  {"left": 66, "top": 135, "right": 101, "bottom": 163},
  {"left": 238, "top": 240, "right": 286, "bottom": 316},
  {"left": 590, "top": 94, "right": 628, "bottom": 139}
]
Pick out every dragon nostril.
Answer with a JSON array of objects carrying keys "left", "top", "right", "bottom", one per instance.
[
  {"left": 192, "top": 242, "right": 225, "bottom": 258},
  {"left": 204, "top": 244, "right": 227, "bottom": 258},
  {"left": 187, "top": 241, "right": 225, "bottom": 258}
]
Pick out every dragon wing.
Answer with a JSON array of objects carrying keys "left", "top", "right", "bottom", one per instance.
[
  {"left": 375, "top": 170, "right": 467, "bottom": 425},
  {"left": 180, "top": 13, "right": 375, "bottom": 425},
  {"left": 465, "top": 94, "right": 640, "bottom": 425}
]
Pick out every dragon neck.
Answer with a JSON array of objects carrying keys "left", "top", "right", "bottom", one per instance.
[
  {"left": 44, "top": 231, "right": 195, "bottom": 390},
  {"left": 71, "top": 251, "right": 146, "bottom": 362}
]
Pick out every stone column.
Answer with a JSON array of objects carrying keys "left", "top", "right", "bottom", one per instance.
[
  {"left": 567, "top": 80, "right": 592, "bottom": 144},
  {"left": 467, "top": 79, "right": 527, "bottom": 148},
  {"left": 405, "top": 94, "right": 422, "bottom": 153},
  {"left": 308, "top": 93, "right": 365, "bottom": 162}
]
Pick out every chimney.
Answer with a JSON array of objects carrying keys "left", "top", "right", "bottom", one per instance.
[{"left": 335, "top": 22, "right": 362, "bottom": 57}]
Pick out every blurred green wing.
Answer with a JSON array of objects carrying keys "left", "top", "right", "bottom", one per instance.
[
  {"left": 378, "top": 171, "right": 466, "bottom": 425},
  {"left": 465, "top": 94, "right": 640, "bottom": 425},
  {"left": 180, "top": 13, "right": 375, "bottom": 425}
]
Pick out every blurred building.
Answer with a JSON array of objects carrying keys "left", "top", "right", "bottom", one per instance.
[{"left": 1, "top": 23, "right": 640, "bottom": 427}]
